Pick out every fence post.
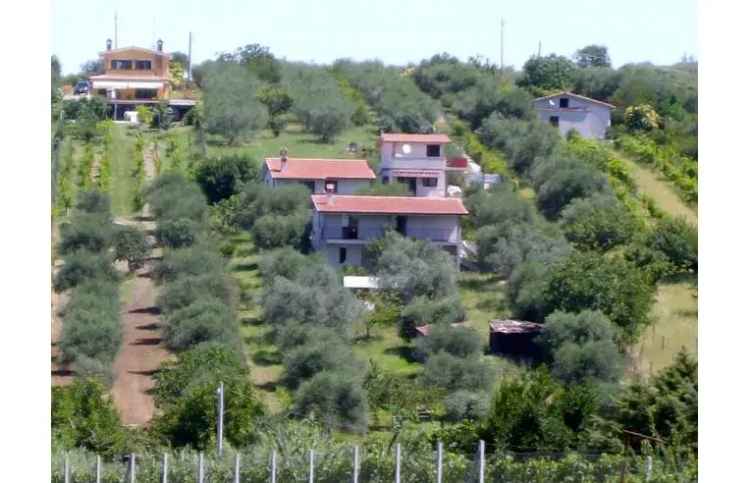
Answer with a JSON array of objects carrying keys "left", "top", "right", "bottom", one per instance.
[
  {"left": 217, "top": 382, "right": 224, "bottom": 456},
  {"left": 437, "top": 441, "right": 443, "bottom": 483},
  {"left": 234, "top": 453, "right": 241, "bottom": 483},
  {"left": 271, "top": 450, "right": 277, "bottom": 483},
  {"left": 162, "top": 453, "right": 168, "bottom": 483},
  {"left": 130, "top": 453, "right": 136, "bottom": 483},
  {"left": 309, "top": 449, "right": 315, "bottom": 483},
  {"left": 96, "top": 455, "right": 101, "bottom": 483},
  {"left": 353, "top": 446, "right": 359, "bottom": 483},
  {"left": 645, "top": 455, "right": 653, "bottom": 481},
  {"left": 64, "top": 453, "right": 70, "bottom": 483},
  {"left": 478, "top": 440, "right": 485, "bottom": 483},
  {"left": 395, "top": 443, "right": 401, "bottom": 483},
  {"left": 198, "top": 452, "right": 204, "bottom": 483}
]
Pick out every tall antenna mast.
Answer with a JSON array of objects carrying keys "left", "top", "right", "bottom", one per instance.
[
  {"left": 538, "top": 41, "right": 542, "bottom": 57},
  {"left": 500, "top": 17, "right": 505, "bottom": 71},
  {"left": 188, "top": 32, "right": 193, "bottom": 82},
  {"left": 114, "top": 11, "right": 118, "bottom": 48}
]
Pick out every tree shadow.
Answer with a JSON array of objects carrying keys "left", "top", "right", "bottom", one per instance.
[
  {"left": 52, "top": 368, "right": 75, "bottom": 377},
  {"left": 252, "top": 349, "right": 283, "bottom": 367},
  {"left": 129, "top": 369, "right": 160, "bottom": 376},
  {"left": 232, "top": 262, "right": 259, "bottom": 272},
  {"left": 255, "top": 380, "right": 280, "bottom": 392},
  {"left": 132, "top": 337, "right": 162, "bottom": 346},
  {"left": 129, "top": 306, "right": 161, "bottom": 315},
  {"left": 384, "top": 345, "right": 419, "bottom": 363},
  {"left": 135, "top": 322, "right": 160, "bottom": 331}
]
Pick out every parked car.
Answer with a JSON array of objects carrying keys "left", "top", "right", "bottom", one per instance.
[{"left": 73, "top": 80, "right": 90, "bottom": 95}]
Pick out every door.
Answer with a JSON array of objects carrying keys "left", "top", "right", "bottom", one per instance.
[{"left": 396, "top": 216, "right": 407, "bottom": 236}]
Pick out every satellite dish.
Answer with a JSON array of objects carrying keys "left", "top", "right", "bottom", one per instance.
[
  {"left": 548, "top": 99, "right": 555, "bottom": 107},
  {"left": 402, "top": 144, "right": 412, "bottom": 154}
]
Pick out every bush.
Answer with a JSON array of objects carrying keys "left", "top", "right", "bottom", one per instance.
[
  {"left": 58, "top": 214, "right": 113, "bottom": 254},
  {"left": 52, "top": 378, "right": 126, "bottom": 457},
  {"left": 258, "top": 246, "right": 312, "bottom": 282},
  {"left": 146, "top": 174, "right": 209, "bottom": 223},
  {"left": 152, "top": 245, "right": 226, "bottom": 284},
  {"left": 400, "top": 295, "right": 466, "bottom": 338},
  {"left": 532, "top": 156, "right": 611, "bottom": 218},
  {"left": 646, "top": 216, "right": 698, "bottom": 272},
  {"left": 250, "top": 212, "right": 308, "bottom": 250},
  {"left": 414, "top": 323, "right": 481, "bottom": 361},
  {"left": 228, "top": 182, "right": 310, "bottom": 234},
  {"left": 421, "top": 352, "right": 494, "bottom": 392},
  {"left": 559, "top": 194, "right": 636, "bottom": 250},
  {"left": 54, "top": 251, "right": 119, "bottom": 292},
  {"left": 163, "top": 297, "right": 239, "bottom": 351},
  {"left": 282, "top": 334, "right": 363, "bottom": 388},
  {"left": 75, "top": 190, "right": 112, "bottom": 216},
  {"left": 194, "top": 155, "right": 259, "bottom": 204},
  {"left": 157, "top": 273, "right": 237, "bottom": 316},
  {"left": 155, "top": 218, "right": 203, "bottom": 248},
  {"left": 539, "top": 310, "right": 624, "bottom": 383},
  {"left": 292, "top": 370, "right": 368, "bottom": 433},
  {"left": 112, "top": 225, "right": 150, "bottom": 271},
  {"left": 444, "top": 390, "right": 490, "bottom": 422},
  {"left": 519, "top": 54, "right": 577, "bottom": 91},
  {"left": 478, "top": 115, "right": 560, "bottom": 175}
]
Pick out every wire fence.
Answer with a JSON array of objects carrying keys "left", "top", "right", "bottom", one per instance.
[{"left": 51, "top": 442, "right": 697, "bottom": 482}]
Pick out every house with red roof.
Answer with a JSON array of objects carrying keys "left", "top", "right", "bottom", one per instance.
[
  {"left": 262, "top": 151, "right": 376, "bottom": 194},
  {"left": 310, "top": 194, "right": 468, "bottom": 267},
  {"left": 378, "top": 132, "right": 464, "bottom": 197},
  {"left": 532, "top": 91, "right": 614, "bottom": 139}
]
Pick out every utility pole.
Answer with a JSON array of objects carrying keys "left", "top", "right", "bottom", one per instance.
[
  {"left": 538, "top": 41, "right": 542, "bottom": 57},
  {"left": 114, "top": 12, "right": 118, "bottom": 48},
  {"left": 188, "top": 32, "right": 193, "bottom": 82},
  {"left": 500, "top": 17, "right": 505, "bottom": 72},
  {"left": 217, "top": 382, "right": 224, "bottom": 456}
]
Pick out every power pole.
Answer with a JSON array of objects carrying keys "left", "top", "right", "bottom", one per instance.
[
  {"left": 188, "top": 32, "right": 193, "bottom": 82},
  {"left": 217, "top": 382, "right": 224, "bottom": 456},
  {"left": 500, "top": 17, "right": 505, "bottom": 72},
  {"left": 114, "top": 12, "right": 118, "bottom": 48},
  {"left": 538, "top": 41, "right": 542, "bottom": 57}
]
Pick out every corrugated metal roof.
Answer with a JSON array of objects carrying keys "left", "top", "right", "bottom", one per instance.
[{"left": 489, "top": 320, "right": 544, "bottom": 334}]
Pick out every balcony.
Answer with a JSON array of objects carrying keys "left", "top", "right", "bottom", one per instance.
[
  {"left": 322, "top": 226, "right": 457, "bottom": 244},
  {"left": 380, "top": 157, "right": 446, "bottom": 171}
]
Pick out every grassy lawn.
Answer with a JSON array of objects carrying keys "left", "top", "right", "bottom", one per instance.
[
  {"left": 352, "top": 325, "right": 421, "bottom": 377},
  {"left": 458, "top": 272, "right": 510, "bottom": 349},
  {"left": 616, "top": 150, "right": 698, "bottom": 225},
  {"left": 109, "top": 125, "right": 137, "bottom": 217},
  {"left": 631, "top": 277, "right": 698, "bottom": 377}
]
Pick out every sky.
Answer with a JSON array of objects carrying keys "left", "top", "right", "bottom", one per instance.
[{"left": 51, "top": 0, "right": 697, "bottom": 75}]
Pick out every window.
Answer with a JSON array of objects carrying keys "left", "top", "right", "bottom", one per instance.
[
  {"left": 549, "top": 116, "right": 560, "bottom": 127},
  {"left": 134, "top": 89, "right": 157, "bottom": 99},
  {"left": 426, "top": 144, "right": 441, "bottom": 157},
  {"left": 135, "top": 60, "right": 152, "bottom": 70},
  {"left": 339, "top": 247, "right": 347, "bottom": 264},
  {"left": 382, "top": 176, "right": 389, "bottom": 184},
  {"left": 422, "top": 177, "right": 438, "bottom": 187},
  {"left": 325, "top": 180, "right": 338, "bottom": 193},
  {"left": 111, "top": 59, "right": 132, "bottom": 70},
  {"left": 559, "top": 98, "right": 569, "bottom": 108}
]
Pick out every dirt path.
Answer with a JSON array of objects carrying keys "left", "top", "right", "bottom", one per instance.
[{"left": 110, "top": 263, "right": 171, "bottom": 426}]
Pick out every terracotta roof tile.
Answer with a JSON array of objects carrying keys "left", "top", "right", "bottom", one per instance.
[
  {"left": 265, "top": 158, "right": 375, "bottom": 180},
  {"left": 311, "top": 194, "right": 468, "bottom": 215},
  {"left": 380, "top": 133, "right": 451, "bottom": 144}
]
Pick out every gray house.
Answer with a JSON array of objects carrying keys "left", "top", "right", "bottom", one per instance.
[
  {"left": 532, "top": 91, "right": 615, "bottom": 139},
  {"left": 310, "top": 194, "right": 468, "bottom": 268}
]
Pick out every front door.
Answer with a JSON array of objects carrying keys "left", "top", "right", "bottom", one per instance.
[{"left": 396, "top": 216, "right": 407, "bottom": 236}]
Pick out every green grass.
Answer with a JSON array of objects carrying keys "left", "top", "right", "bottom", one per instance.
[
  {"left": 631, "top": 277, "right": 698, "bottom": 377},
  {"left": 617, "top": 150, "right": 697, "bottom": 225},
  {"left": 352, "top": 325, "right": 421, "bottom": 376},
  {"left": 109, "top": 125, "right": 138, "bottom": 217},
  {"left": 458, "top": 272, "right": 510, "bottom": 349}
]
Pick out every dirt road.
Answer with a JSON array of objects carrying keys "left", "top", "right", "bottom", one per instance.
[{"left": 110, "top": 264, "right": 171, "bottom": 425}]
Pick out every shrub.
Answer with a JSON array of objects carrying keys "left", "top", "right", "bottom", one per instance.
[
  {"left": 292, "top": 370, "right": 368, "bottom": 433},
  {"left": 75, "top": 190, "right": 112, "bottom": 216},
  {"left": 624, "top": 104, "right": 660, "bottom": 131},
  {"left": 444, "top": 390, "right": 490, "bottom": 422},
  {"left": 58, "top": 214, "right": 113, "bottom": 254},
  {"left": 157, "top": 273, "right": 237, "bottom": 316},
  {"left": 414, "top": 323, "right": 481, "bottom": 361},
  {"left": 532, "top": 156, "right": 611, "bottom": 218},
  {"left": 478, "top": 115, "right": 560, "bottom": 175},
  {"left": 146, "top": 174, "right": 208, "bottom": 223},
  {"left": 54, "top": 251, "right": 119, "bottom": 292},
  {"left": 112, "top": 225, "right": 150, "bottom": 271},
  {"left": 400, "top": 295, "right": 466, "bottom": 338},
  {"left": 258, "top": 246, "right": 312, "bottom": 282},
  {"left": 539, "top": 310, "right": 624, "bottom": 383},
  {"left": 250, "top": 212, "right": 308, "bottom": 250},
  {"left": 163, "top": 297, "right": 239, "bottom": 351},
  {"left": 155, "top": 218, "right": 203, "bottom": 248},
  {"left": 194, "top": 155, "right": 259, "bottom": 204},
  {"left": 421, "top": 352, "right": 494, "bottom": 392},
  {"left": 135, "top": 105, "right": 154, "bottom": 126},
  {"left": 282, "top": 334, "right": 363, "bottom": 388},
  {"left": 646, "top": 216, "right": 698, "bottom": 272},
  {"left": 152, "top": 245, "right": 226, "bottom": 284},
  {"left": 559, "top": 194, "right": 636, "bottom": 250}
]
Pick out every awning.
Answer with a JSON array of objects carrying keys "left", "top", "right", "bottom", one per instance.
[
  {"left": 391, "top": 169, "right": 441, "bottom": 178},
  {"left": 91, "top": 80, "right": 165, "bottom": 90}
]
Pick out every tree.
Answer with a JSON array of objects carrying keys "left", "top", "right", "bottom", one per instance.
[
  {"left": 543, "top": 252, "right": 655, "bottom": 341},
  {"left": 282, "top": 333, "right": 363, "bottom": 388},
  {"left": 135, "top": 105, "right": 154, "bottom": 127},
  {"left": 258, "top": 247, "right": 311, "bottom": 282},
  {"left": 286, "top": 66, "right": 354, "bottom": 142},
  {"left": 421, "top": 351, "right": 493, "bottom": 392},
  {"left": 478, "top": 115, "right": 560, "bottom": 175},
  {"left": 155, "top": 218, "right": 203, "bottom": 248},
  {"left": 292, "top": 370, "right": 368, "bottom": 433},
  {"left": 414, "top": 324, "right": 482, "bottom": 362},
  {"left": 54, "top": 251, "right": 119, "bottom": 292},
  {"left": 163, "top": 297, "right": 239, "bottom": 351},
  {"left": 559, "top": 194, "right": 636, "bottom": 250},
  {"left": 112, "top": 225, "right": 150, "bottom": 271},
  {"left": 444, "top": 390, "right": 490, "bottom": 422},
  {"left": 573, "top": 45, "right": 611, "bottom": 68},
  {"left": 157, "top": 273, "right": 236, "bottom": 316},
  {"left": 519, "top": 54, "right": 577, "bottom": 91},
  {"left": 400, "top": 295, "right": 466, "bottom": 338},
  {"left": 195, "top": 155, "right": 259, "bottom": 204},
  {"left": 80, "top": 58, "right": 102, "bottom": 75},
  {"left": 58, "top": 214, "right": 113, "bottom": 255},
  {"left": 624, "top": 104, "right": 661, "bottom": 131},
  {"left": 52, "top": 378, "right": 126, "bottom": 457},
  {"left": 532, "top": 156, "right": 611, "bottom": 218},
  {"left": 645, "top": 216, "right": 698, "bottom": 272},
  {"left": 228, "top": 43, "right": 282, "bottom": 83},
  {"left": 538, "top": 310, "right": 624, "bottom": 383},
  {"left": 203, "top": 63, "right": 269, "bottom": 144}
]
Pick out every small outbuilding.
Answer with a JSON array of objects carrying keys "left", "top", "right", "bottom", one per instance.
[{"left": 488, "top": 319, "right": 544, "bottom": 357}]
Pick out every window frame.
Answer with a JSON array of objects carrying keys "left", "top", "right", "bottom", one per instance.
[
  {"left": 559, "top": 98, "right": 569, "bottom": 108},
  {"left": 426, "top": 144, "right": 441, "bottom": 157},
  {"left": 549, "top": 116, "right": 560, "bottom": 127},
  {"left": 421, "top": 177, "right": 438, "bottom": 187},
  {"left": 111, "top": 59, "right": 133, "bottom": 70},
  {"left": 325, "top": 180, "right": 338, "bottom": 193},
  {"left": 134, "top": 60, "right": 152, "bottom": 70}
]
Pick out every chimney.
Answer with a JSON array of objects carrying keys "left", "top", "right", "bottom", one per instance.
[
  {"left": 157, "top": 39, "right": 164, "bottom": 52},
  {"left": 106, "top": 38, "right": 112, "bottom": 51},
  {"left": 279, "top": 147, "right": 289, "bottom": 171}
]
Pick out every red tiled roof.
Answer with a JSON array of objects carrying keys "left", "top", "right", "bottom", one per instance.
[
  {"left": 489, "top": 320, "right": 544, "bottom": 334},
  {"left": 380, "top": 133, "right": 451, "bottom": 144},
  {"left": 311, "top": 194, "right": 468, "bottom": 215},
  {"left": 265, "top": 158, "right": 375, "bottom": 180},
  {"left": 533, "top": 91, "right": 615, "bottom": 109}
]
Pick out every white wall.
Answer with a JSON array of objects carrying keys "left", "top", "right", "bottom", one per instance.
[{"left": 533, "top": 95, "right": 612, "bottom": 139}]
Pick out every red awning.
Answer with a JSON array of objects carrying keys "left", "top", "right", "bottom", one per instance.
[{"left": 391, "top": 169, "right": 441, "bottom": 178}]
